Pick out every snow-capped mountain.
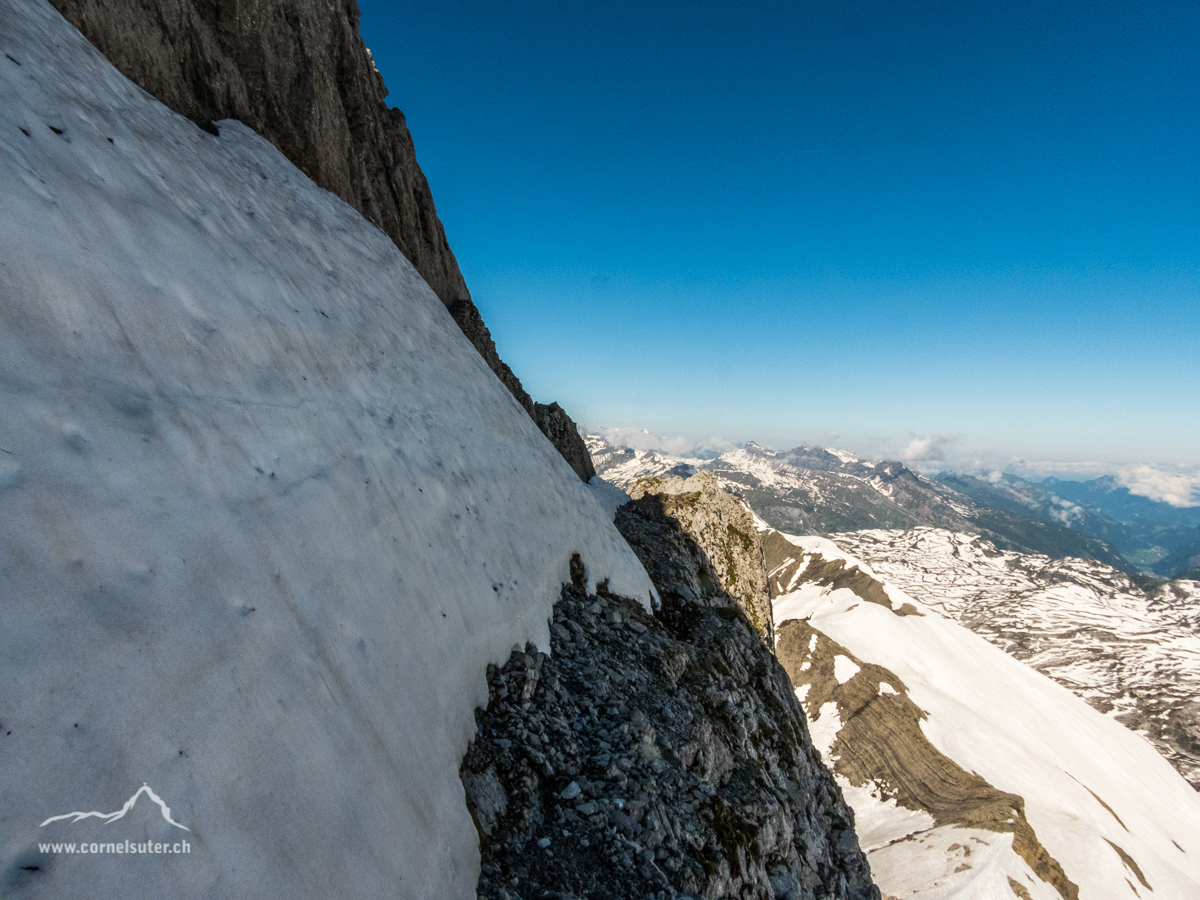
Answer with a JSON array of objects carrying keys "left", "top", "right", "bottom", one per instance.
[
  {"left": 593, "top": 433, "right": 1200, "bottom": 792},
  {"left": 588, "top": 435, "right": 1129, "bottom": 570},
  {"left": 826, "top": 528, "right": 1200, "bottom": 791},
  {"left": 763, "top": 527, "right": 1200, "bottom": 899}
]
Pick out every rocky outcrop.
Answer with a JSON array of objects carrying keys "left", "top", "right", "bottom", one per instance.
[
  {"left": 46, "top": 0, "right": 597, "bottom": 480},
  {"left": 627, "top": 472, "right": 772, "bottom": 642},
  {"left": 461, "top": 546, "right": 878, "bottom": 899},
  {"left": 535, "top": 402, "right": 596, "bottom": 483},
  {"left": 445, "top": 296, "right": 537, "bottom": 417}
]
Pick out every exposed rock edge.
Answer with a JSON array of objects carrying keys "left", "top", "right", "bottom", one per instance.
[{"left": 461, "top": 540, "right": 878, "bottom": 898}]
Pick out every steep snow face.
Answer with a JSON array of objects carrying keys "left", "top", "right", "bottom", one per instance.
[
  {"left": 770, "top": 532, "right": 1200, "bottom": 900},
  {"left": 829, "top": 528, "right": 1200, "bottom": 790},
  {"left": 0, "top": 4, "right": 653, "bottom": 898}
]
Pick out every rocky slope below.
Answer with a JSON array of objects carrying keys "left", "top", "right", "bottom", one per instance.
[
  {"left": 461, "top": 539, "right": 879, "bottom": 899},
  {"left": 764, "top": 530, "right": 1200, "bottom": 899},
  {"left": 48, "top": 0, "right": 595, "bottom": 479}
]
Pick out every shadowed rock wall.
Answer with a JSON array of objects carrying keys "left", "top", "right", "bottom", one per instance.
[
  {"left": 461, "top": 544, "right": 879, "bottom": 899},
  {"left": 628, "top": 472, "right": 773, "bottom": 642}
]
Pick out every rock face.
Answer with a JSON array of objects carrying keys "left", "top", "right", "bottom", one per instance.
[
  {"left": 47, "top": 0, "right": 597, "bottom": 480},
  {"left": 627, "top": 472, "right": 773, "bottom": 643},
  {"left": 535, "top": 402, "right": 596, "bottom": 483},
  {"left": 461, "top": 546, "right": 878, "bottom": 899}
]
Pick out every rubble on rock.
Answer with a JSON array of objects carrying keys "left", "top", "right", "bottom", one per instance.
[{"left": 461, "top": 546, "right": 877, "bottom": 900}]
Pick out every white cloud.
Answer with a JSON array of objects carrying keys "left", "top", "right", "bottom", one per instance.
[
  {"left": 1115, "top": 464, "right": 1200, "bottom": 508},
  {"left": 899, "top": 434, "right": 960, "bottom": 464},
  {"left": 1047, "top": 498, "right": 1086, "bottom": 526},
  {"left": 588, "top": 426, "right": 735, "bottom": 460},
  {"left": 964, "top": 458, "right": 1200, "bottom": 509},
  {"left": 1011, "top": 459, "right": 1115, "bottom": 479}
]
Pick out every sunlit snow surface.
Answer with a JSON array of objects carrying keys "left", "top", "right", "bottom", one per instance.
[
  {"left": 773, "top": 533, "right": 1200, "bottom": 899},
  {"left": 830, "top": 527, "right": 1200, "bottom": 789},
  {"left": 0, "top": 3, "right": 653, "bottom": 897}
]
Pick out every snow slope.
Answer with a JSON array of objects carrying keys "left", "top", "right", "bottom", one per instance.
[
  {"left": 0, "top": 3, "right": 653, "bottom": 897},
  {"left": 768, "top": 531, "right": 1200, "bottom": 899},
  {"left": 827, "top": 527, "right": 1200, "bottom": 790}
]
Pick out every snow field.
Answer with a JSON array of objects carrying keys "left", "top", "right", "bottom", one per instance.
[
  {"left": 0, "top": 3, "right": 653, "bottom": 898},
  {"left": 772, "top": 532, "right": 1200, "bottom": 899}
]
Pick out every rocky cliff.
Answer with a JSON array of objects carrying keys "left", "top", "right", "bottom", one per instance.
[
  {"left": 47, "top": 0, "right": 595, "bottom": 480},
  {"left": 626, "top": 472, "right": 773, "bottom": 642},
  {"left": 461, "top": 540, "right": 879, "bottom": 899}
]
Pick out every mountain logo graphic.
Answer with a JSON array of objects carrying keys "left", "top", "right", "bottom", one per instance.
[{"left": 40, "top": 783, "right": 190, "bottom": 832}]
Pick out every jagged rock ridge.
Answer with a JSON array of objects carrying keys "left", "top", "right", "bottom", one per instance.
[
  {"left": 461, "top": 543, "right": 879, "bottom": 899},
  {"left": 49, "top": 0, "right": 596, "bottom": 480}
]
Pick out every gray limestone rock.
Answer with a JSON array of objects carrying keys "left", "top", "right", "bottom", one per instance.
[
  {"left": 535, "top": 402, "right": 596, "bottom": 483},
  {"left": 461, "top": 548, "right": 879, "bottom": 900},
  {"left": 627, "top": 472, "right": 773, "bottom": 643}
]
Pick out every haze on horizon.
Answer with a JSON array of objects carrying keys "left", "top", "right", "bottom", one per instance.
[{"left": 355, "top": 0, "right": 1198, "bottom": 481}]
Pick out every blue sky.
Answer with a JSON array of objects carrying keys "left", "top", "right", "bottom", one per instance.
[{"left": 356, "top": 0, "right": 1198, "bottom": 473}]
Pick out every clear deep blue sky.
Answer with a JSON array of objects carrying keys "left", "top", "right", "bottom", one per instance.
[{"left": 356, "top": 0, "right": 1198, "bottom": 469}]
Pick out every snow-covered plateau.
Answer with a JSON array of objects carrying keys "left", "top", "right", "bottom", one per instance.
[
  {"left": 0, "top": 3, "right": 654, "bottom": 897},
  {"left": 765, "top": 529, "right": 1200, "bottom": 899}
]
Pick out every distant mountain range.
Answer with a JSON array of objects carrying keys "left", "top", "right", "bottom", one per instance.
[
  {"left": 587, "top": 436, "right": 1156, "bottom": 576},
  {"left": 937, "top": 472, "right": 1200, "bottom": 578}
]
